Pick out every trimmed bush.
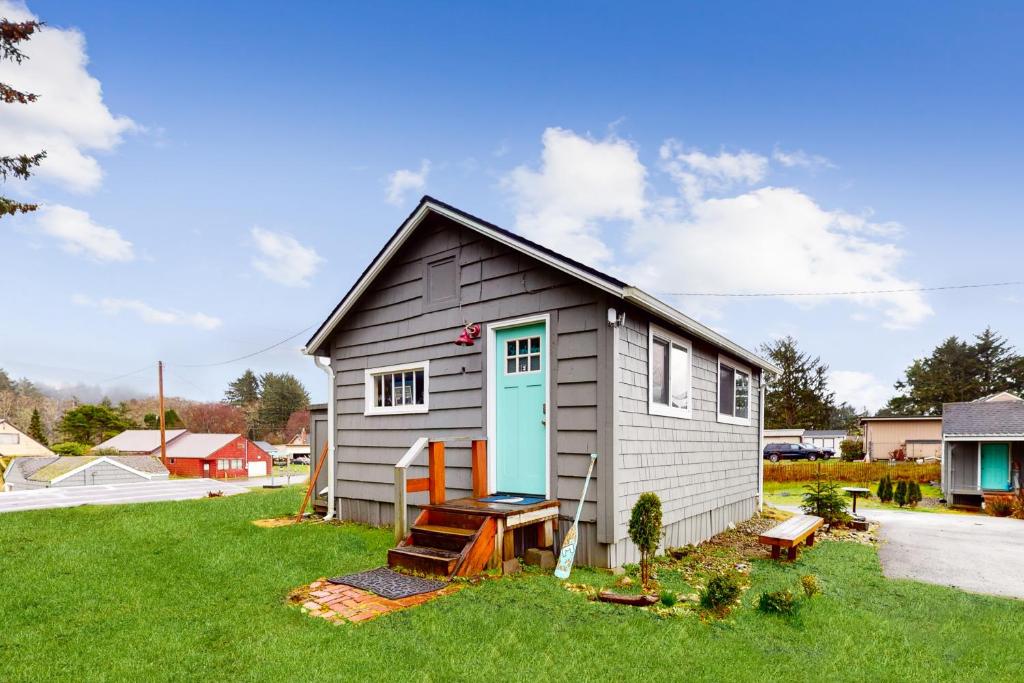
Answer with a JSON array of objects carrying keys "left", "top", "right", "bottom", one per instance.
[
  {"left": 800, "top": 574, "right": 821, "bottom": 597},
  {"left": 628, "top": 492, "right": 663, "bottom": 589},
  {"left": 907, "top": 481, "right": 923, "bottom": 507},
  {"left": 894, "top": 480, "right": 909, "bottom": 507},
  {"left": 757, "top": 589, "right": 797, "bottom": 614},
  {"left": 659, "top": 590, "right": 678, "bottom": 607},
  {"left": 839, "top": 438, "right": 864, "bottom": 462},
  {"left": 50, "top": 441, "right": 92, "bottom": 456},
  {"left": 876, "top": 474, "right": 894, "bottom": 503},
  {"left": 700, "top": 573, "right": 742, "bottom": 610}
]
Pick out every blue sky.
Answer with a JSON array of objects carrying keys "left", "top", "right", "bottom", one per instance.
[{"left": 2, "top": 1, "right": 1024, "bottom": 409}]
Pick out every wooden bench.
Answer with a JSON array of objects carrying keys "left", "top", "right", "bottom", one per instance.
[{"left": 758, "top": 514, "right": 824, "bottom": 561}]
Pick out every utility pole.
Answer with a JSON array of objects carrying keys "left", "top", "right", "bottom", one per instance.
[{"left": 158, "top": 360, "right": 167, "bottom": 466}]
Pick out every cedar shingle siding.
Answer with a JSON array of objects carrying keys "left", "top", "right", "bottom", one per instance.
[{"left": 322, "top": 211, "right": 763, "bottom": 567}]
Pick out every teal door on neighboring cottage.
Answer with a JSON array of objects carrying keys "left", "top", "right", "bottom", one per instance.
[
  {"left": 980, "top": 443, "right": 1011, "bottom": 490},
  {"left": 495, "top": 322, "right": 547, "bottom": 495}
]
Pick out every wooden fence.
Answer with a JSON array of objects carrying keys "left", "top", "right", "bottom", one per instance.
[{"left": 764, "top": 460, "right": 941, "bottom": 484}]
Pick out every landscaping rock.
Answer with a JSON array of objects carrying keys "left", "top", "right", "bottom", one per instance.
[
  {"left": 502, "top": 558, "right": 522, "bottom": 575},
  {"left": 524, "top": 548, "right": 555, "bottom": 569}
]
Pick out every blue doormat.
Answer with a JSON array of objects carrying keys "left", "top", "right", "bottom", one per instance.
[{"left": 479, "top": 493, "right": 546, "bottom": 505}]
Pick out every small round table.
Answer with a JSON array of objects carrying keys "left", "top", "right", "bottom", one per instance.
[{"left": 842, "top": 487, "right": 871, "bottom": 514}]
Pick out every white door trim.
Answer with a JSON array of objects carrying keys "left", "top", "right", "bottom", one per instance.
[{"left": 485, "top": 313, "right": 552, "bottom": 498}]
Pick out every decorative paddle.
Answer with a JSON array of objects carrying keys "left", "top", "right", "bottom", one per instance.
[{"left": 554, "top": 452, "right": 597, "bottom": 580}]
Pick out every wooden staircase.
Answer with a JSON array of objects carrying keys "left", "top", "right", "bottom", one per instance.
[{"left": 388, "top": 508, "right": 497, "bottom": 578}]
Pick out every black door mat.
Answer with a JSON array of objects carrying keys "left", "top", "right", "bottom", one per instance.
[{"left": 327, "top": 567, "right": 446, "bottom": 600}]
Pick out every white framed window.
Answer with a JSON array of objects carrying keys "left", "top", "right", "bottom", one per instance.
[
  {"left": 0, "top": 433, "right": 19, "bottom": 444},
  {"left": 504, "top": 335, "right": 542, "bottom": 375},
  {"left": 648, "top": 324, "right": 693, "bottom": 419},
  {"left": 364, "top": 361, "right": 430, "bottom": 415},
  {"left": 718, "top": 355, "right": 752, "bottom": 426}
]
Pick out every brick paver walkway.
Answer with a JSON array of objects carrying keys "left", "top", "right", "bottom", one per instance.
[{"left": 290, "top": 577, "right": 450, "bottom": 624}]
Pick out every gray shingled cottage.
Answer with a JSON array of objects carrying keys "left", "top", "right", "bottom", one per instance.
[{"left": 304, "top": 196, "right": 778, "bottom": 569}]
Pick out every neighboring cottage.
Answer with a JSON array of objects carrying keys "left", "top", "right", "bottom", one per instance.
[
  {"left": 94, "top": 430, "right": 272, "bottom": 478},
  {"left": 273, "top": 428, "right": 311, "bottom": 460},
  {"left": 3, "top": 455, "right": 168, "bottom": 492},
  {"left": 301, "top": 196, "right": 779, "bottom": 568},
  {"left": 859, "top": 415, "right": 943, "bottom": 461},
  {"left": 0, "top": 418, "right": 54, "bottom": 457},
  {"left": 942, "top": 394, "right": 1024, "bottom": 507}
]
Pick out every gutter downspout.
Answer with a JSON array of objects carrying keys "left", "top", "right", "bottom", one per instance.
[
  {"left": 758, "top": 371, "right": 768, "bottom": 513},
  {"left": 315, "top": 355, "right": 337, "bottom": 520}
]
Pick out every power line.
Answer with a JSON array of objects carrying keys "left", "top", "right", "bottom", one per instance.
[
  {"left": 655, "top": 280, "right": 1024, "bottom": 298},
  {"left": 171, "top": 323, "right": 316, "bottom": 369}
]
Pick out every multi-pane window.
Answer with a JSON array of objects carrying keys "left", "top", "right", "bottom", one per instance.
[
  {"left": 0, "top": 433, "right": 19, "bottom": 444},
  {"left": 648, "top": 324, "right": 692, "bottom": 419},
  {"left": 505, "top": 336, "right": 541, "bottom": 374},
  {"left": 364, "top": 361, "right": 430, "bottom": 415},
  {"left": 718, "top": 357, "right": 751, "bottom": 425}
]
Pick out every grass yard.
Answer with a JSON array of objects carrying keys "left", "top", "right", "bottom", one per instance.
[
  {"left": 762, "top": 481, "right": 961, "bottom": 514},
  {"left": 2, "top": 488, "right": 1022, "bottom": 682}
]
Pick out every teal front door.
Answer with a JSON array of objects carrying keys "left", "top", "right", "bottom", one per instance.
[
  {"left": 980, "top": 443, "right": 1011, "bottom": 491},
  {"left": 495, "top": 322, "right": 547, "bottom": 495}
]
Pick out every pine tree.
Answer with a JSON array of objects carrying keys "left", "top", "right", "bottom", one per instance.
[
  {"left": 876, "top": 474, "right": 894, "bottom": 503},
  {"left": 908, "top": 481, "right": 922, "bottom": 507},
  {"left": 0, "top": 17, "right": 46, "bottom": 217},
  {"left": 894, "top": 480, "right": 908, "bottom": 508},
  {"left": 760, "top": 336, "right": 837, "bottom": 429},
  {"left": 257, "top": 372, "right": 310, "bottom": 439},
  {"left": 224, "top": 370, "right": 261, "bottom": 406},
  {"left": 27, "top": 407, "right": 46, "bottom": 445}
]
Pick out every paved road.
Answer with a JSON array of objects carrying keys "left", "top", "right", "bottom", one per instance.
[
  {"left": 778, "top": 504, "right": 1024, "bottom": 599},
  {"left": 0, "top": 478, "right": 251, "bottom": 514},
  {"left": 238, "top": 473, "right": 308, "bottom": 489}
]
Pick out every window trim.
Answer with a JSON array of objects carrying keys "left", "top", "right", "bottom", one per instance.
[
  {"left": 717, "top": 354, "right": 752, "bottom": 426},
  {"left": 363, "top": 360, "right": 430, "bottom": 416},
  {"left": 647, "top": 323, "right": 693, "bottom": 420}
]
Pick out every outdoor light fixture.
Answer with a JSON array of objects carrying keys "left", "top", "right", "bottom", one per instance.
[
  {"left": 607, "top": 307, "right": 625, "bottom": 327},
  {"left": 454, "top": 323, "right": 481, "bottom": 346}
]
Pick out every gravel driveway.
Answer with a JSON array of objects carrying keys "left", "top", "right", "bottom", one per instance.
[{"left": 0, "top": 478, "right": 250, "bottom": 514}]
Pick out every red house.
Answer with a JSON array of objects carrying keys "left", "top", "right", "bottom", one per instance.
[
  {"left": 164, "top": 433, "right": 272, "bottom": 478},
  {"left": 94, "top": 430, "right": 272, "bottom": 479}
]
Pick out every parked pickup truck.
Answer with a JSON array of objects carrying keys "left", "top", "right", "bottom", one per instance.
[{"left": 762, "top": 442, "right": 828, "bottom": 463}]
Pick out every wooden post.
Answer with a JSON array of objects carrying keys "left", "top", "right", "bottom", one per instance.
[
  {"left": 394, "top": 466, "right": 408, "bottom": 545},
  {"left": 157, "top": 361, "right": 167, "bottom": 467},
  {"left": 428, "top": 441, "right": 445, "bottom": 505},
  {"left": 471, "top": 439, "right": 487, "bottom": 498}
]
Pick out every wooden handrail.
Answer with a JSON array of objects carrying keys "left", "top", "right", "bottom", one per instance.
[{"left": 393, "top": 436, "right": 487, "bottom": 545}]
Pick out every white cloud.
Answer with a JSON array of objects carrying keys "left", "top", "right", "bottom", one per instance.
[
  {"left": 503, "top": 127, "right": 932, "bottom": 328},
  {"left": 34, "top": 204, "right": 134, "bottom": 261},
  {"left": 502, "top": 127, "right": 646, "bottom": 265},
  {"left": 0, "top": 1, "right": 137, "bottom": 193},
  {"left": 250, "top": 227, "right": 323, "bottom": 287},
  {"left": 386, "top": 160, "right": 430, "bottom": 205},
  {"left": 772, "top": 147, "right": 834, "bottom": 170},
  {"left": 659, "top": 139, "right": 767, "bottom": 202},
  {"left": 830, "top": 370, "right": 891, "bottom": 412},
  {"left": 72, "top": 294, "right": 221, "bottom": 330}
]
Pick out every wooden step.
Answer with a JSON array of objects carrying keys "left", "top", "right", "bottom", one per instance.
[
  {"left": 411, "top": 524, "right": 476, "bottom": 552},
  {"left": 387, "top": 545, "right": 460, "bottom": 576}
]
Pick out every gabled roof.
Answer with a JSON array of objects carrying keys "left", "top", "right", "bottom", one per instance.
[
  {"left": 860, "top": 415, "right": 942, "bottom": 423},
  {"left": 803, "top": 430, "right": 848, "bottom": 438},
  {"left": 304, "top": 196, "right": 779, "bottom": 374},
  {"left": 10, "top": 455, "right": 169, "bottom": 483},
  {"left": 943, "top": 400, "right": 1024, "bottom": 437},
  {"left": 0, "top": 418, "right": 54, "bottom": 456},
  {"left": 973, "top": 391, "right": 1023, "bottom": 403},
  {"left": 164, "top": 433, "right": 244, "bottom": 459},
  {"left": 95, "top": 429, "right": 188, "bottom": 454}
]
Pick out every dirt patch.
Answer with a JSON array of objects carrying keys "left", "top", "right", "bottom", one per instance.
[{"left": 253, "top": 517, "right": 298, "bottom": 528}]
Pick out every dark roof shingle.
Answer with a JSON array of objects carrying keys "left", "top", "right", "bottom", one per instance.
[{"left": 943, "top": 401, "right": 1024, "bottom": 436}]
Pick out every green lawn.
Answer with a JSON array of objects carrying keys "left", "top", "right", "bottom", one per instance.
[
  {"left": 1, "top": 488, "right": 1022, "bottom": 681},
  {"left": 763, "top": 481, "right": 962, "bottom": 514}
]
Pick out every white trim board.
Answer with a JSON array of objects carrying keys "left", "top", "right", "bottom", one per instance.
[
  {"left": 302, "top": 198, "right": 779, "bottom": 376},
  {"left": 49, "top": 457, "right": 160, "bottom": 485},
  {"left": 485, "top": 313, "right": 551, "bottom": 499}
]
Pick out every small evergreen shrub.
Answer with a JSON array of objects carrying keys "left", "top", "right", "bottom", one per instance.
[
  {"left": 907, "top": 481, "right": 923, "bottom": 507},
  {"left": 876, "top": 475, "right": 894, "bottom": 503},
  {"left": 987, "top": 498, "right": 1013, "bottom": 517},
  {"left": 894, "top": 480, "right": 909, "bottom": 507},
  {"left": 50, "top": 441, "right": 91, "bottom": 456},
  {"left": 801, "top": 465, "right": 851, "bottom": 526},
  {"left": 757, "top": 589, "right": 796, "bottom": 614},
  {"left": 628, "top": 492, "right": 663, "bottom": 589},
  {"left": 839, "top": 438, "right": 864, "bottom": 462},
  {"left": 700, "top": 573, "right": 742, "bottom": 610},
  {"left": 800, "top": 574, "right": 821, "bottom": 597},
  {"left": 659, "top": 590, "right": 678, "bottom": 607}
]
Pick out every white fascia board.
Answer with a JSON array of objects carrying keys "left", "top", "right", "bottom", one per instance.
[
  {"left": 624, "top": 287, "right": 780, "bottom": 375},
  {"left": 49, "top": 457, "right": 158, "bottom": 485},
  {"left": 304, "top": 200, "right": 624, "bottom": 355}
]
